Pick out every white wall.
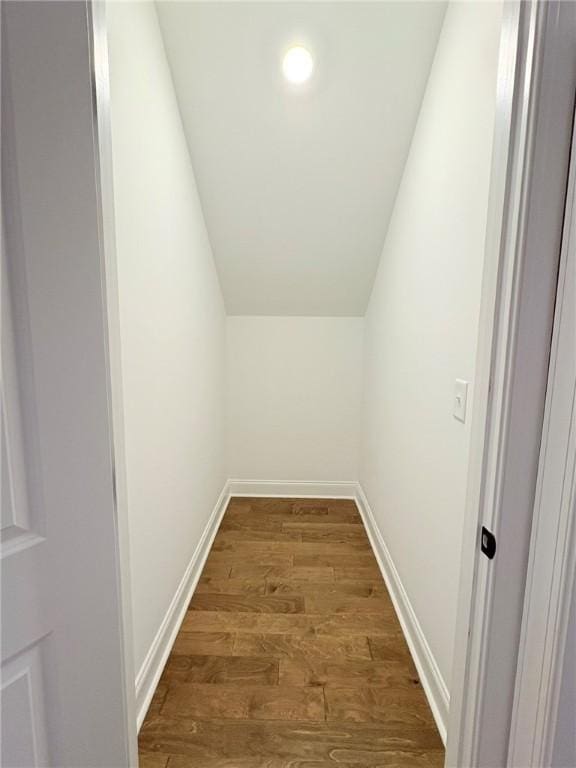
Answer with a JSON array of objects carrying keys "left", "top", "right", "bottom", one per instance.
[
  {"left": 227, "top": 317, "right": 363, "bottom": 482},
  {"left": 359, "top": 0, "right": 502, "bottom": 692},
  {"left": 106, "top": 0, "right": 500, "bottom": 712},
  {"left": 107, "top": 1, "right": 226, "bottom": 675}
]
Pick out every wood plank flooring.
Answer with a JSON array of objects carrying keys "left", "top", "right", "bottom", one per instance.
[{"left": 139, "top": 497, "right": 444, "bottom": 768}]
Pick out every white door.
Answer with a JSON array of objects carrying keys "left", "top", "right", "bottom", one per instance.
[
  {"left": 1, "top": 227, "right": 51, "bottom": 767},
  {"left": 1, "top": 2, "right": 135, "bottom": 766}
]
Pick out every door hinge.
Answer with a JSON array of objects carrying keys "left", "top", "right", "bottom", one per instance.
[{"left": 481, "top": 526, "right": 496, "bottom": 560}]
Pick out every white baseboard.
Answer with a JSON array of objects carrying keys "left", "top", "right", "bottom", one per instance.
[
  {"left": 135, "top": 482, "right": 230, "bottom": 730},
  {"left": 355, "top": 483, "right": 449, "bottom": 744},
  {"left": 227, "top": 479, "right": 358, "bottom": 499}
]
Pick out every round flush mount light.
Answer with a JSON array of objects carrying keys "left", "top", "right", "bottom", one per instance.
[{"left": 282, "top": 46, "right": 314, "bottom": 84}]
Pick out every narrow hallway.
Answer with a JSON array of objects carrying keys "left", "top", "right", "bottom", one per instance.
[{"left": 138, "top": 497, "right": 444, "bottom": 767}]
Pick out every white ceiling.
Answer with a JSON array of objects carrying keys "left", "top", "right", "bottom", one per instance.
[{"left": 157, "top": 2, "right": 446, "bottom": 316}]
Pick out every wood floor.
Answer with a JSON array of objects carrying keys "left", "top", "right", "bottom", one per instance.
[{"left": 139, "top": 497, "right": 445, "bottom": 768}]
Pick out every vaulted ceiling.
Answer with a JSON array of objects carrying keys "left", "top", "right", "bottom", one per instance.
[{"left": 157, "top": 1, "right": 446, "bottom": 316}]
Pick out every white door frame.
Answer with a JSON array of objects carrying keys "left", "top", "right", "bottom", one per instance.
[
  {"left": 87, "top": 0, "right": 139, "bottom": 764},
  {"left": 447, "top": 1, "right": 576, "bottom": 765}
]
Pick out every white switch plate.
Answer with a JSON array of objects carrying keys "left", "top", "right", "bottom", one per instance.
[{"left": 453, "top": 379, "right": 469, "bottom": 423}]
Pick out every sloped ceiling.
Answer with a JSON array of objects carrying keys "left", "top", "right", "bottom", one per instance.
[{"left": 157, "top": 1, "right": 446, "bottom": 316}]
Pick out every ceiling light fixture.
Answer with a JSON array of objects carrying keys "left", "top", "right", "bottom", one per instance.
[{"left": 282, "top": 46, "right": 314, "bottom": 84}]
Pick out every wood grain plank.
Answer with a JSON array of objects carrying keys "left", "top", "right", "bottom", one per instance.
[
  {"left": 230, "top": 565, "right": 334, "bottom": 582},
  {"left": 294, "top": 552, "right": 378, "bottom": 568},
  {"left": 196, "top": 578, "right": 266, "bottom": 595},
  {"left": 233, "top": 633, "right": 372, "bottom": 661},
  {"left": 206, "top": 551, "right": 294, "bottom": 567},
  {"left": 236, "top": 498, "right": 360, "bottom": 517},
  {"left": 325, "top": 687, "right": 432, "bottom": 726},
  {"left": 278, "top": 657, "right": 419, "bottom": 687},
  {"left": 334, "top": 566, "right": 384, "bottom": 581},
  {"left": 166, "top": 755, "right": 443, "bottom": 768},
  {"left": 291, "top": 499, "right": 359, "bottom": 514},
  {"left": 189, "top": 593, "right": 305, "bottom": 614},
  {"left": 171, "top": 632, "right": 235, "bottom": 656},
  {"left": 310, "top": 614, "right": 402, "bottom": 636},
  {"left": 226, "top": 509, "right": 362, "bottom": 525},
  {"left": 368, "top": 636, "right": 416, "bottom": 665},
  {"left": 213, "top": 541, "right": 373, "bottom": 557},
  {"left": 168, "top": 758, "right": 343, "bottom": 768},
  {"left": 300, "top": 530, "right": 371, "bottom": 545},
  {"left": 281, "top": 521, "right": 367, "bottom": 533},
  {"left": 182, "top": 611, "right": 405, "bottom": 637},
  {"left": 138, "top": 752, "right": 170, "bottom": 768},
  {"left": 167, "top": 758, "right": 324, "bottom": 768},
  {"left": 214, "top": 528, "right": 302, "bottom": 543},
  {"left": 266, "top": 580, "right": 383, "bottom": 598},
  {"left": 139, "top": 717, "right": 444, "bottom": 763},
  {"left": 303, "top": 595, "right": 395, "bottom": 616},
  {"left": 238, "top": 498, "right": 297, "bottom": 513},
  {"left": 162, "top": 683, "right": 325, "bottom": 722},
  {"left": 159, "top": 656, "right": 193, "bottom": 684},
  {"left": 220, "top": 517, "right": 285, "bottom": 532},
  {"left": 181, "top": 612, "right": 314, "bottom": 635},
  {"left": 200, "top": 561, "right": 233, "bottom": 579},
  {"left": 227, "top": 497, "right": 360, "bottom": 512},
  {"left": 162, "top": 655, "right": 278, "bottom": 685},
  {"left": 147, "top": 682, "right": 169, "bottom": 717}
]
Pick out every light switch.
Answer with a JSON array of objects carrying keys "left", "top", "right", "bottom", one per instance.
[{"left": 453, "top": 379, "right": 469, "bottom": 423}]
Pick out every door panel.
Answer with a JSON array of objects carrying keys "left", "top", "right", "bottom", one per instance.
[
  {"left": 2, "top": 69, "right": 52, "bottom": 766},
  {"left": 1, "top": 646, "right": 49, "bottom": 768}
]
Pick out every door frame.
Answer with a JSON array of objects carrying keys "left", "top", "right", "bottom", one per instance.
[
  {"left": 447, "top": 1, "right": 576, "bottom": 765},
  {"left": 85, "top": 0, "right": 576, "bottom": 765},
  {"left": 87, "top": 0, "right": 139, "bottom": 764}
]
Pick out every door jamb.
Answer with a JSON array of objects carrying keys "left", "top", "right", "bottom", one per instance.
[{"left": 87, "top": 1, "right": 139, "bottom": 764}]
